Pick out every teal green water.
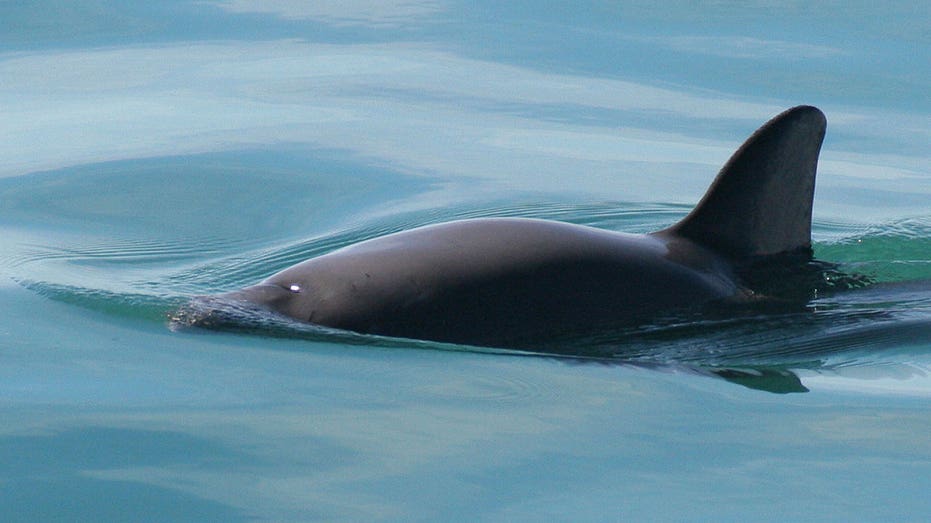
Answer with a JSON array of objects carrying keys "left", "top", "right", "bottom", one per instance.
[{"left": 2, "top": 2, "right": 930, "bottom": 521}]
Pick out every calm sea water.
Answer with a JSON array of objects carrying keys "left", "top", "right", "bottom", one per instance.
[{"left": 2, "top": 2, "right": 930, "bottom": 521}]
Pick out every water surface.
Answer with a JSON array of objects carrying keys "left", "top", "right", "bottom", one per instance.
[{"left": 1, "top": 2, "right": 930, "bottom": 521}]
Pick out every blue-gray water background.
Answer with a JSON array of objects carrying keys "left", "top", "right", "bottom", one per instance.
[{"left": 1, "top": 2, "right": 930, "bottom": 521}]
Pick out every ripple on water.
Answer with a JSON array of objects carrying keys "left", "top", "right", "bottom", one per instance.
[
  {"left": 412, "top": 370, "right": 554, "bottom": 404},
  {"left": 815, "top": 216, "right": 931, "bottom": 282},
  {"left": 5, "top": 196, "right": 931, "bottom": 376}
]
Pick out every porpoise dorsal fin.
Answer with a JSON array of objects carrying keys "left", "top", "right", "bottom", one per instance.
[{"left": 662, "top": 105, "right": 826, "bottom": 260}]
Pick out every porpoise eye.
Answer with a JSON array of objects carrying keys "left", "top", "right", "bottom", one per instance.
[{"left": 288, "top": 284, "right": 301, "bottom": 293}]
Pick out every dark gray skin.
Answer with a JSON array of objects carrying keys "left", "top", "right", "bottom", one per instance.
[
  {"left": 221, "top": 219, "right": 745, "bottom": 346},
  {"left": 194, "top": 106, "right": 828, "bottom": 348}
]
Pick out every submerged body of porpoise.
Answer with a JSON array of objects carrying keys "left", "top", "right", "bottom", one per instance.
[{"left": 179, "top": 106, "right": 829, "bottom": 349}]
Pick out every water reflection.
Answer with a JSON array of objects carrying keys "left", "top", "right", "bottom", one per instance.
[
  {"left": 0, "top": 427, "right": 252, "bottom": 522},
  {"left": 2, "top": 40, "right": 925, "bottom": 212},
  {"left": 1, "top": 1, "right": 930, "bottom": 519}
]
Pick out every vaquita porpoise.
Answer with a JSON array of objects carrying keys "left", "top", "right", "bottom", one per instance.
[{"left": 178, "top": 106, "right": 829, "bottom": 348}]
